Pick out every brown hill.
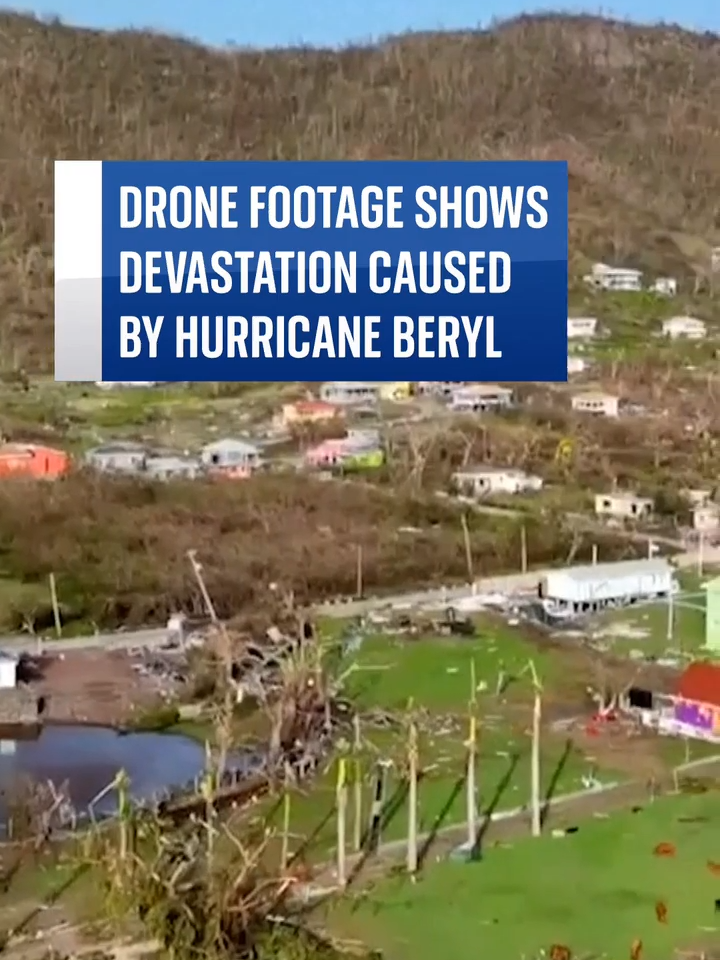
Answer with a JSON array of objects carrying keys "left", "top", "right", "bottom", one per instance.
[{"left": 2, "top": 11, "right": 720, "bottom": 371}]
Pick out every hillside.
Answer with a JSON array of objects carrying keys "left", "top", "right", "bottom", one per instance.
[{"left": 2, "top": 11, "right": 720, "bottom": 371}]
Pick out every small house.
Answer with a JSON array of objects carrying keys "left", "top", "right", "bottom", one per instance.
[
  {"left": 144, "top": 455, "right": 204, "bottom": 481},
  {"left": 692, "top": 503, "right": 720, "bottom": 533},
  {"left": 319, "top": 382, "right": 379, "bottom": 405},
  {"left": 449, "top": 384, "right": 514, "bottom": 413},
  {"left": 0, "top": 443, "right": 70, "bottom": 480},
  {"left": 670, "top": 662, "right": 720, "bottom": 740},
  {"left": 305, "top": 435, "right": 383, "bottom": 471},
  {"left": 583, "top": 263, "right": 642, "bottom": 293},
  {"left": 541, "top": 558, "right": 673, "bottom": 612},
  {"left": 452, "top": 466, "right": 543, "bottom": 498},
  {"left": 571, "top": 392, "right": 620, "bottom": 418},
  {"left": 378, "top": 382, "right": 413, "bottom": 402},
  {"left": 277, "top": 400, "right": 342, "bottom": 428},
  {"left": 201, "top": 438, "right": 261, "bottom": 476},
  {"left": 594, "top": 492, "right": 653, "bottom": 520},
  {"left": 651, "top": 277, "right": 677, "bottom": 297},
  {"left": 567, "top": 317, "right": 598, "bottom": 339},
  {"left": 84, "top": 441, "right": 149, "bottom": 474},
  {"left": 0, "top": 652, "right": 17, "bottom": 688},
  {"left": 417, "top": 382, "right": 463, "bottom": 398},
  {"left": 661, "top": 315, "right": 706, "bottom": 340},
  {"left": 683, "top": 487, "right": 712, "bottom": 507}
]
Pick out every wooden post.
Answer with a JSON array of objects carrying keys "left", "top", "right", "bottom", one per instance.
[
  {"left": 406, "top": 709, "right": 418, "bottom": 877},
  {"left": 461, "top": 513, "right": 473, "bottom": 582},
  {"left": 520, "top": 524, "right": 528, "bottom": 574},
  {"left": 280, "top": 773, "right": 291, "bottom": 872},
  {"left": 48, "top": 573, "right": 62, "bottom": 639},
  {"left": 336, "top": 757, "right": 347, "bottom": 886},
  {"left": 466, "top": 659, "right": 478, "bottom": 851},
  {"left": 367, "top": 761, "right": 386, "bottom": 852},
  {"left": 188, "top": 549, "right": 219, "bottom": 623},
  {"left": 356, "top": 545, "right": 363, "bottom": 599},
  {"left": 528, "top": 661, "right": 542, "bottom": 838},
  {"left": 591, "top": 543, "right": 598, "bottom": 565},
  {"left": 352, "top": 714, "right": 363, "bottom": 852}
]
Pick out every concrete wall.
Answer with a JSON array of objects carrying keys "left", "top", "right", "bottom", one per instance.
[{"left": 0, "top": 686, "right": 39, "bottom": 725}]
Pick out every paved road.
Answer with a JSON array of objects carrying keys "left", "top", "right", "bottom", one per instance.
[
  {"left": 316, "top": 544, "right": 720, "bottom": 619},
  {"left": 0, "top": 627, "right": 169, "bottom": 655},
  {"left": 1, "top": 544, "right": 717, "bottom": 655}
]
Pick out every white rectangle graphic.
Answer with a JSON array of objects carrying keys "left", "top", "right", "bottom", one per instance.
[{"left": 54, "top": 160, "right": 103, "bottom": 381}]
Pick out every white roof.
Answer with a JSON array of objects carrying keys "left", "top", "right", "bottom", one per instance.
[
  {"left": 455, "top": 466, "right": 527, "bottom": 477},
  {"left": 202, "top": 438, "right": 258, "bottom": 453},
  {"left": 549, "top": 558, "right": 671, "bottom": 584},
  {"left": 454, "top": 383, "right": 511, "bottom": 396}
]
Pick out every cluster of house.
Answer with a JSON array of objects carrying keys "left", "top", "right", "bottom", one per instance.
[
  {"left": 85, "top": 437, "right": 263, "bottom": 480},
  {"left": 568, "top": 313, "right": 709, "bottom": 343},
  {"left": 591, "top": 488, "right": 720, "bottom": 534},
  {"left": 566, "top": 312, "right": 710, "bottom": 377},
  {"left": 582, "top": 262, "right": 677, "bottom": 296}
]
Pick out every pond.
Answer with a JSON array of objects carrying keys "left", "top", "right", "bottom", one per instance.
[{"left": 0, "top": 723, "right": 254, "bottom": 819}]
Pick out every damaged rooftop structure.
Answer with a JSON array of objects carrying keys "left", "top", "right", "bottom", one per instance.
[
  {"left": 538, "top": 557, "right": 675, "bottom": 615},
  {"left": 624, "top": 661, "right": 720, "bottom": 744}
]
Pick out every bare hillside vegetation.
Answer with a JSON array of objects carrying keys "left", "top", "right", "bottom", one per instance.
[{"left": 1, "top": 12, "right": 720, "bottom": 369}]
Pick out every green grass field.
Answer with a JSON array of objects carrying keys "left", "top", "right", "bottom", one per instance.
[
  {"left": 591, "top": 570, "right": 711, "bottom": 659},
  {"left": 268, "top": 621, "right": 621, "bottom": 859},
  {"left": 330, "top": 790, "right": 720, "bottom": 960}
]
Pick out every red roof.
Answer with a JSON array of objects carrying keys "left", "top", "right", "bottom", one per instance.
[{"left": 677, "top": 661, "right": 720, "bottom": 708}]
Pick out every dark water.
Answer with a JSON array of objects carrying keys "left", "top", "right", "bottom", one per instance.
[{"left": 0, "top": 724, "right": 243, "bottom": 818}]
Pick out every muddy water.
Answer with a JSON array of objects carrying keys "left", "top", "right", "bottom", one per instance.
[{"left": 0, "top": 724, "right": 248, "bottom": 818}]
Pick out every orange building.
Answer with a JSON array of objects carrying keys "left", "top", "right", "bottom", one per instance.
[{"left": 0, "top": 443, "right": 70, "bottom": 479}]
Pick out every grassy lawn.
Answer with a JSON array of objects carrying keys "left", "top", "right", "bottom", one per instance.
[
  {"left": 591, "top": 570, "right": 713, "bottom": 659},
  {"left": 329, "top": 790, "right": 720, "bottom": 960},
  {"left": 267, "top": 620, "right": 622, "bottom": 860}
]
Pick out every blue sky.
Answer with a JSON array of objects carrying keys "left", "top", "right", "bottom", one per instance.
[{"left": 8, "top": 0, "right": 718, "bottom": 48}]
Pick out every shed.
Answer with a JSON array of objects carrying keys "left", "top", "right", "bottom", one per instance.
[
  {"left": 200, "top": 438, "right": 261, "bottom": 470},
  {"left": 541, "top": 558, "right": 673, "bottom": 610},
  {"left": 704, "top": 576, "right": 720, "bottom": 652},
  {"left": 85, "top": 442, "right": 148, "bottom": 474},
  {"left": 0, "top": 652, "right": 18, "bottom": 689},
  {"left": 144, "top": 455, "right": 204, "bottom": 481},
  {"left": 319, "top": 382, "right": 379, "bottom": 405},
  {"left": 677, "top": 662, "right": 720, "bottom": 708}
]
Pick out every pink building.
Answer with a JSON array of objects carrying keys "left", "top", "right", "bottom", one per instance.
[{"left": 305, "top": 438, "right": 351, "bottom": 468}]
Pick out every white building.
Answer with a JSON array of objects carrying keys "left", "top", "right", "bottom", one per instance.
[
  {"left": 567, "top": 355, "right": 586, "bottom": 375},
  {"left": 692, "top": 503, "right": 720, "bottom": 533},
  {"left": 449, "top": 384, "right": 514, "bottom": 413},
  {"left": 541, "top": 558, "right": 674, "bottom": 611},
  {"left": 452, "top": 467, "right": 543, "bottom": 497},
  {"left": 651, "top": 277, "right": 677, "bottom": 297},
  {"left": 661, "top": 316, "right": 706, "bottom": 340},
  {"left": 319, "top": 382, "right": 379, "bottom": 405},
  {"left": 594, "top": 492, "right": 653, "bottom": 520},
  {"left": 571, "top": 392, "right": 620, "bottom": 417},
  {"left": 567, "top": 317, "right": 598, "bottom": 339},
  {"left": 0, "top": 652, "right": 18, "bottom": 688},
  {"left": 583, "top": 263, "right": 642, "bottom": 293}
]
